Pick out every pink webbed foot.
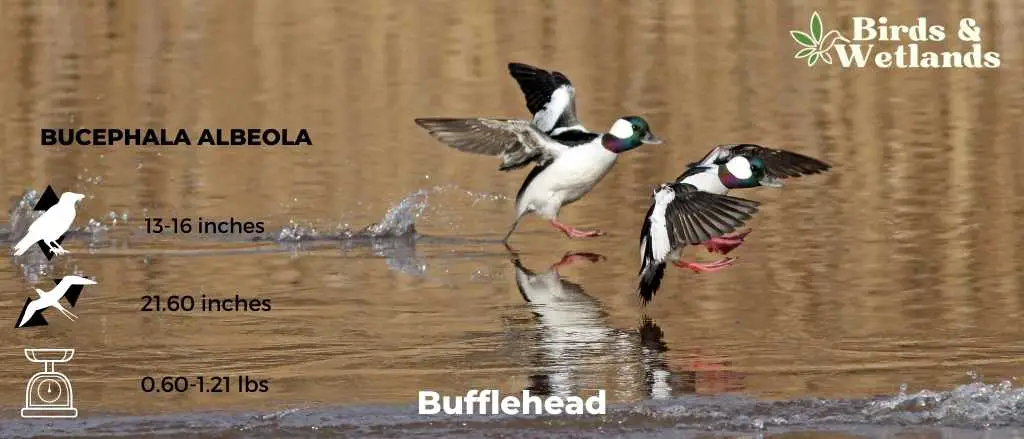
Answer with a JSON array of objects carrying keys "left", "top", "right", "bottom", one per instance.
[
  {"left": 550, "top": 220, "right": 605, "bottom": 239},
  {"left": 703, "top": 229, "right": 752, "bottom": 255},
  {"left": 672, "top": 257, "right": 736, "bottom": 273}
]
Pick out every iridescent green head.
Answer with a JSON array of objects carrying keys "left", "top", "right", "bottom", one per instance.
[
  {"left": 602, "top": 116, "right": 662, "bottom": 153},
  {"left": 718, "top": 155, "right": 783, "bottom": 189}
]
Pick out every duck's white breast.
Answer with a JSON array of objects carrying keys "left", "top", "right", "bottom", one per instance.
[
  {"left": 546, "top": 142, "right": 617, "bottom": 193},
  {"left": 680, "top": 167, "right": 729, "bottom": 195},
  {"left": 518, "top": 142, "right": 617, "bottom": 218}
]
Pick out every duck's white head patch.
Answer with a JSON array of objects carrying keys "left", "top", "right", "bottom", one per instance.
[
  {"left": 609, "top": 119, "right": 634, "bottom": 139},
  {"left": 725, "top": 156, "right": 753, "bottom": 179}
]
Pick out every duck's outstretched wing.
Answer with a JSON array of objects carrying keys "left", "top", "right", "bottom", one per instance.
[
  {"left": 414, "top": 118, "right": 569, "bottom": 171},
  {"left": 641, "top": 183, "right": 761, "bottom": 266},
  {"left": 709, "top": 144, "right": 832, "bottom": 179},
  {"left": 507, "top": 62, "right": 585, "bottom": 135},
  {"left": 637, "top": 183, "right": 760, "bottom": 304}
]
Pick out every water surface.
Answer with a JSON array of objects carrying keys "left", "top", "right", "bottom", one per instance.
[{"left": 1, "top": 0, "right": 1023, "bottom": 437}]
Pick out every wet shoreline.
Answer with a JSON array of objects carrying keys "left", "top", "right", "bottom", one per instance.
[{"left": 3, "top": 389, "right": 1023, "bottom": 439}]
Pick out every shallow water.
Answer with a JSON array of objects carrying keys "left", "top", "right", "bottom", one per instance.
[{"left": 2, "top": 0, "right": 1024, "bottom": 437}]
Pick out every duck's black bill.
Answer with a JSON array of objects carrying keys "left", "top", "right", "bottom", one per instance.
[{"left": 641, "top": 133, "right": 662, "bottom": 144}]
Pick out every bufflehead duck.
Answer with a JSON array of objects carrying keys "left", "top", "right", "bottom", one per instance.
[
  {"left": 637, "top": 144, "right": 831, "bottom": 303},
  {"left": 415, "top": 63, "right": 661, "bottom": 242}
]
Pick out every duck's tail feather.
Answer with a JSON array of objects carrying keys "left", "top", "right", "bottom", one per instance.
[{"left": 638, "top": 261, "right": 666, "bottom": 305}]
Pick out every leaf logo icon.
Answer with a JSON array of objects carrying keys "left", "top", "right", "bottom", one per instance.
[{"left": 791, "top": 11, "right": 850, "bottom": 66}]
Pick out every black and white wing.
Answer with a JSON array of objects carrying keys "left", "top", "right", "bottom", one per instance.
[
  {"left": 688, "top": 145, "right": 732, "bottom": 168},
  {"left": 637, "top": 183, "right": 760, "bottom": 304},
  {"left": 414, "top": 118, "right": 569, "bottom": 171},
  {"left": 507, "top": 62, "right": 588, "bottom": 136},
  {"left": 707, "top": 144, "right": 832, "bottom": 179}
]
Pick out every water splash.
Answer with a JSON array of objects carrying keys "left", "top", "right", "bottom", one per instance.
[
  {"left": 635, "top": 373, "right": 1024, "bottom": 431},
  {"left": 274, "top": 184, "right": 508, "bottom": 241},
  {"left": 863, "top": 374, "right": 1024, "bottom": 427},
  {"left": 275, "top": 220, "right": 352, "bottom": 242},
  {"left": 363, "top": 184, "right": 507, "bottom": 237},
  {"left": 362, "top": 189, "right": 430, "bottom": 237},
  {"left": 5, "top": 188, "right": 44, "bottom": 238},
  {"left": 258, "top": 185, "right": 507, "bottom": 280}
]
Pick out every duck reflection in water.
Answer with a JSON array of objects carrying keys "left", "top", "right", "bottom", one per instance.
[{"left": 509, "top": 252, "right": 744, "bottom": 400}]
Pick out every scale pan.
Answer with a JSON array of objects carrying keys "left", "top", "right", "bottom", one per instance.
[{"left": 24, "top": 349, "right": 74, "bottom": 362}]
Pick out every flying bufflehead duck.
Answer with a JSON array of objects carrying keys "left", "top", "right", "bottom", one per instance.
[
  {"left": 415, "top": 63, "right": 661, "bottom": 242},
  {"left": 637, "top": 143, "right": 831, "bottom": 303}
]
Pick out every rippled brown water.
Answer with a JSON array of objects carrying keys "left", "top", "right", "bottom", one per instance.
[{"left": 1, "top": 0, "right": 1023, "bottom": 436}]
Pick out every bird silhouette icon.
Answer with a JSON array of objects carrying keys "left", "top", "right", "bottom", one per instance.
[
  {"left": 16, "top": 276, "right": 96, "bottom": 328},
  {"left": 12, "top": 190, "right": 85, "bottom": 257}
]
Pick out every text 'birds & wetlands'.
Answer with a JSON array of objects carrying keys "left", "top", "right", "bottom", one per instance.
[
  {"left": 41, "top": 128, "right": 313, "bottom": 146},
  {"left": 791, "top": 12, "right": 1002, "bottom": 69}
]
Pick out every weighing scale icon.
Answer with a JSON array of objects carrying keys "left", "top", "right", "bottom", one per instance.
[{"left": 21, "top": 348, "right": 78, "bottom": 418}]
